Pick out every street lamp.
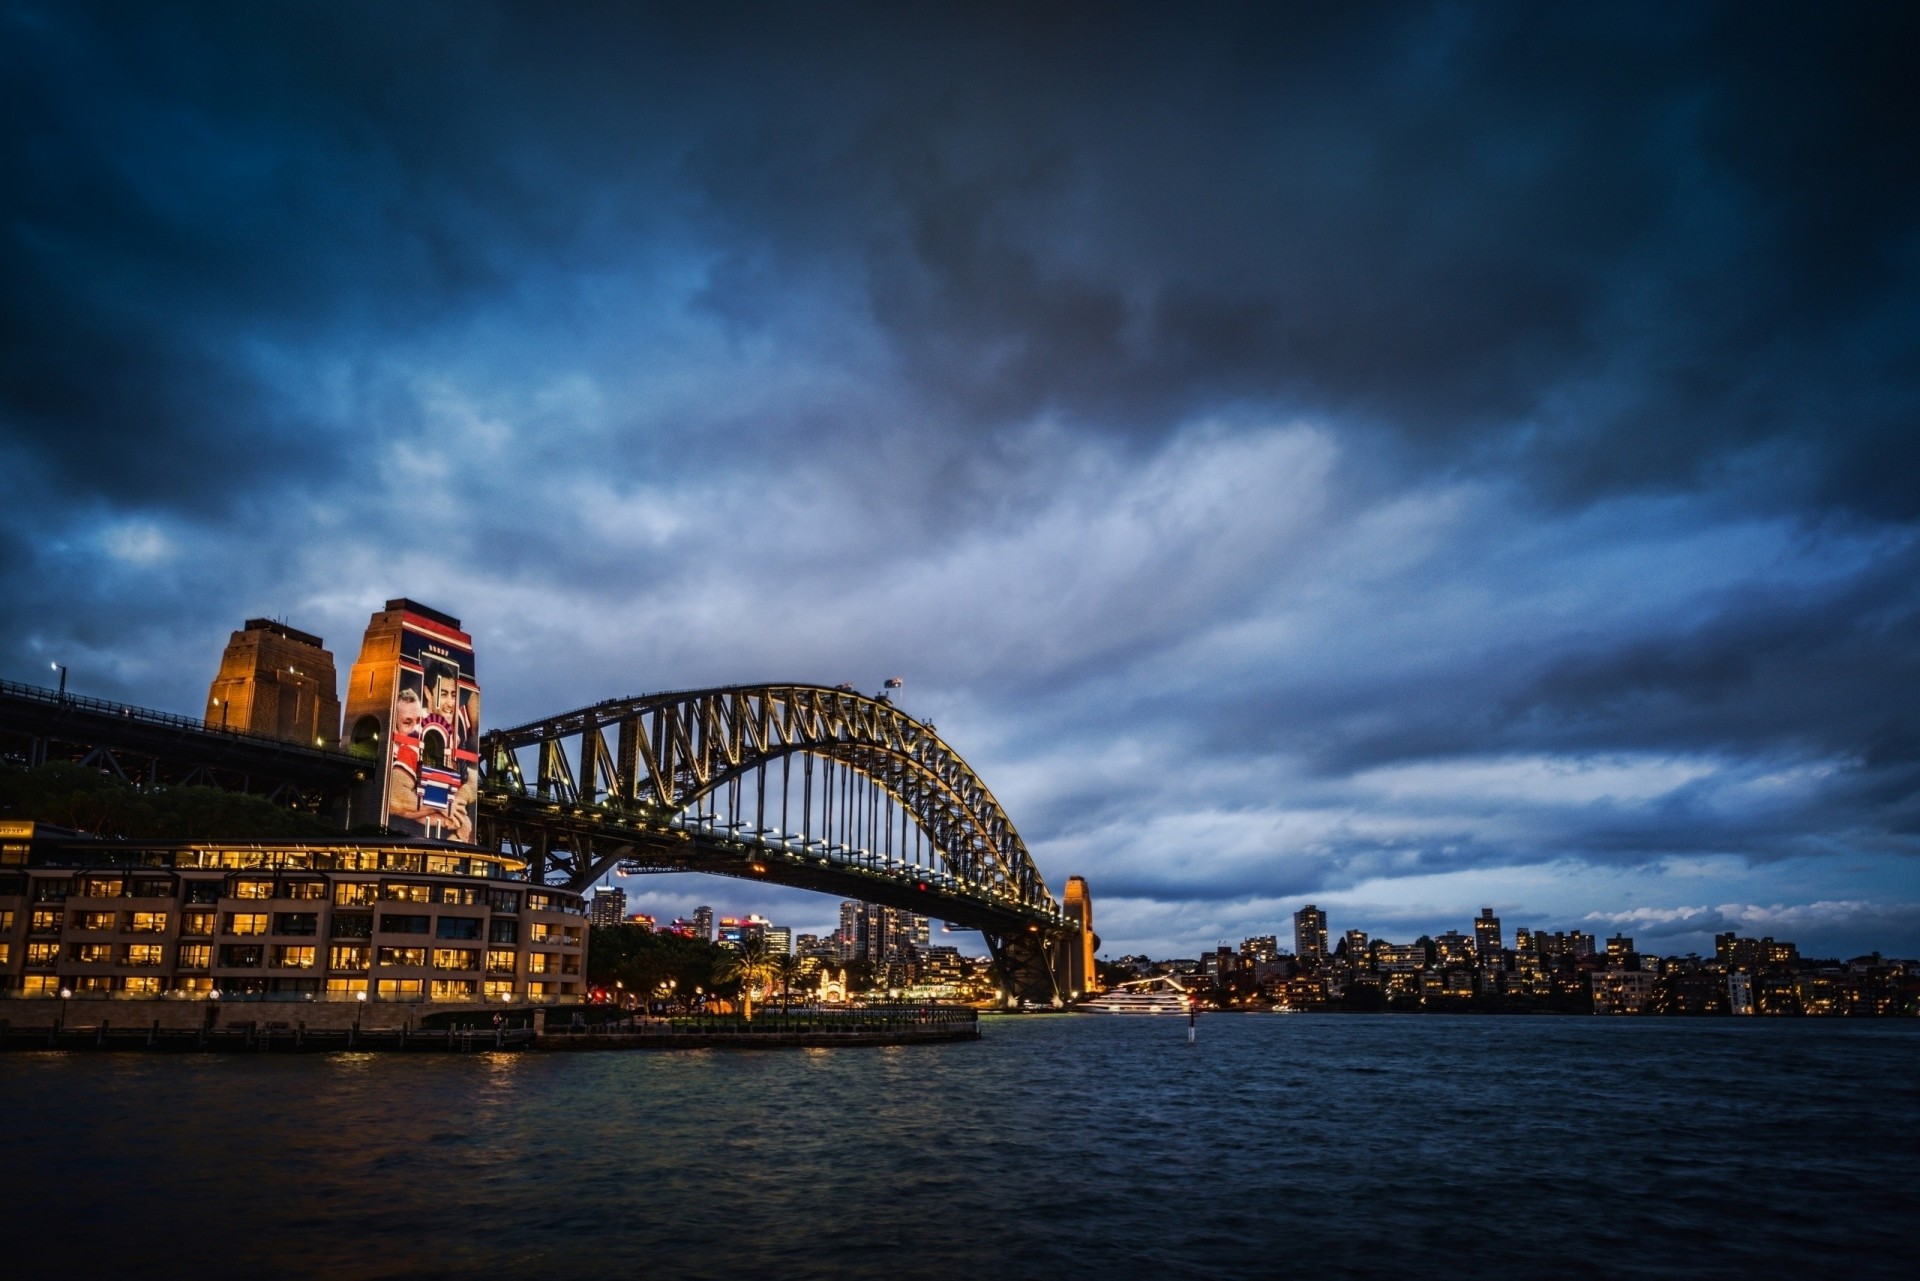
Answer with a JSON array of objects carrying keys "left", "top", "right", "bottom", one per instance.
[
  {"left": 58, "top": 985, "right": 72, "bottom": 1033},
  {"left": 211, "top": 697, "right": 228, "bottom": 731},
  {"left": 51, "top": 662, "right": 67, "bottom": 701},
  {"left": 354, "top": 989, "right": 367, "bottom": 1036}
]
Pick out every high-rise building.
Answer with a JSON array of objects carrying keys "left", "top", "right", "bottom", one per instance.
[
  {"left": 1293, "top": 905, "right": 1329, "bottom": 966},
  {"left": 1606, "top": 933, "right": 1635, "bottom": 964},
  {"left": 692, "top": 905, "right": 714, "bottom": 942},
  {"left": 589, "top": 886, "right": 628, "bottom": 927},
  {"left": 764, "top": 925, "right": 792, "bottom": 956},
  {"left": 1241, "top": 935, "right": 1279, "bottom": 963},
  {"left": 1343, "top": 929, "right": 1369, "bottom": 962},
  {"left": 1474, "top": 908, "right": 1503, "bottom": 960},
  {"left": 207, "top": 618, "right": 342, "bottom": 748}
]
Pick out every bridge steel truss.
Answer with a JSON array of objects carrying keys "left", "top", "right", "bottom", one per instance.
[{"left": 476, "top": 684, "right": 1077, "bottom": 1003}]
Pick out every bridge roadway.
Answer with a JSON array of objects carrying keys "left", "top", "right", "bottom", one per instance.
[{"left": 0, "top": 678, "right": 363, "bottom": 806}]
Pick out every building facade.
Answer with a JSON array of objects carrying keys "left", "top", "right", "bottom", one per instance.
[
  {"left": 0, "top": 823, "right": 586, "bottom": 1020},
  {"left": 205, "top": 618, "right": 342, "bottom": 749}
]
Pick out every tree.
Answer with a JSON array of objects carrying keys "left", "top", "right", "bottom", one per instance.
[
  {"left": 717, "top": 934, "right": 778, "bottom": 1020},
  {"left": 773, "top": 953, "right": 805, "bottom": 1010}
]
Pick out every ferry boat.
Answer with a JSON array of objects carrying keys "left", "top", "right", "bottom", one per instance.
[{"left": 1080, "top": 975, "right": 1194, "bottom": 1014}]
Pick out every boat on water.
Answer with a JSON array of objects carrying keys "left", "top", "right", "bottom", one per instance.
[{"left": 1080, "top": 975, "right": 1194, "bottom": 1014}]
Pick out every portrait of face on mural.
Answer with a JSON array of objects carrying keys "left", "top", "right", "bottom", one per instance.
[{"left": 385, "top": 685, "right": 435, "bottom": 834}]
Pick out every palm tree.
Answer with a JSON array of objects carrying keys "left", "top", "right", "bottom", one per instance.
[
  {"left": 717, "top": 934, "right": 778, "bottom": 1021},
  {"left": 773, "top": 953, "right": 805, "bottom": 1011}
]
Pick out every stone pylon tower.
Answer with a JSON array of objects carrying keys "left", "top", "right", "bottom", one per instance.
[
  {"left": 205, "top": 619, "right": 341, "bottom": 748},
  {"left": 340, "top": 599, "right": 480, "bottom": 841},
  {"left": 1061, "top": 876, "right": 1097, "bottom": 996}
]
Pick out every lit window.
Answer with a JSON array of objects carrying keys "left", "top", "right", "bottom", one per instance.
[
  {"left": 233, "top": 880, "right": 274, "bottom": 899},
  {"left": 120, "top": 975, "right": 161, "bottom": 995},
  {"left": 226, "top": 913, "right": 269, "bottom": 936},
  {"left": 128, "top": 912, "right": 169, "bottom": 933},
  {"left": 527, "top": 952, "right": 554, "bottom": 974},
  {"left": 328, "top": 945, "right": 370, "bottom": 971},
  {"left": 334, "top": 881, "right": 376, "bottom": 906},
  {"left": 430, "top": 979, "right": 478, "bottom": 1001},
  {"left": 431, "top": 948, "right": 478, "bottom": 971},
  {"left": 181, "top": 912, "right": 215, "bottom": 936},
  {"left": 380, "top": 883, "right": 432, "bottom": 903},
  {"left": 123, "top": 944, "right": 164, "bottom": 966},
  {"left": 282, "top": 881, "right": 327, "bottom": 900},
  {"left": 26, "top": 942, "right": 60, "bottom": 967},
  {"left": 178, "top": 944, "right": 212, "bottom": 969},
  {"left": 270, "top": 945, "right": 317, "bottom": 969},
  {"left": 29, "top": 909, "right": 60, "bottom": 933},
  {"left": 70, "top": 942, "right": 112, "bottom": 963},
  {"left": 374, "top": 978, "right": 423, "bottom": 1001},
  {"left": 485, "top": 949, "right": 517, "bottom": 974},
  {"left": 80, "top": 877, "right": 124, "bottom": 898},
  {"left": 376, "top": 947, "right": 426, "bottom": 968},
  {"left": 0, "top": 910, "right": 14, "bottom": 932},
  {"left": 325, "top": 977, "right": 368, "bottom": 997},
  {"left": 21, "top": 974, "right": 60, "bottom": 996},
  {"left": 0, "top": 943, "right": 9, "bottom": 966},
  {"left": 70, "top": 911, "right": 117, "bottom": 931},
  {"left": 483, "top": 980, "right": 515, "bottom": 1001}
]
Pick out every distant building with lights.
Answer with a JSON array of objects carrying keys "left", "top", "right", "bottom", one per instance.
[
  {"left": 589, "top": 886, "right": 628, "bottom": 927},
  {"left": 1293, "top": 905, "right": 1328, "bottom": 967}
]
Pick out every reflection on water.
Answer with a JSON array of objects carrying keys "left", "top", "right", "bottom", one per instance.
[{"left": 2, "top": 1015, "right": 1916, "bottom": 1279}]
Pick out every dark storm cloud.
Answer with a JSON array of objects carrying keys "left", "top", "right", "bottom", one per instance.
[{"left": 3, "top": 2, "right": 1918, "bottom": 951}]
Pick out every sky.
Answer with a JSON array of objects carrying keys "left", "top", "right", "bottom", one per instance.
[{"left": 3, "top": 2, "right": 1917, "bottom": 960}]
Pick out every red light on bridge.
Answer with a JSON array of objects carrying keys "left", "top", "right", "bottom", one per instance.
[{"left": 916, "top": 881, "right": 928, "bottom": 892}]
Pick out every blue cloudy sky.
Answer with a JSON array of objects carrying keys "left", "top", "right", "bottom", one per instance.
[{"left": 4, "top": 2, "right": 1917, "bottom": 959}]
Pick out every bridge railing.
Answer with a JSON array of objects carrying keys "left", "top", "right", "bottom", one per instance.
[{"left": 0, "top": 679, "right": 354, "bottom": 764}]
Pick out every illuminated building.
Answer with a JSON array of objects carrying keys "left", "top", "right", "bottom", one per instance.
[
  {"left": 205, "top": 619, "right": 342, "bottom": 748},
  {"left": 763, "top": 924, "right": 792, "bottom": 956},
  {"left": 1376, "top": 942, "right": 1425, "bottom": 971},
  {"left": 1433, "top": 931, "right": 1474, "bottom": 969},
  {"left": 340, "top": 600, "right": 481, "bottom": 843},
  {"left": 1241, "top": 935, "right": 1279, "bottom": 963},
  {"left": 1062, "top": 876, "right": 1095, "bottom": 995},
  {"left": 589, "top": 886, "right": 628, "bottom": 927},
  {"left": 1292, "top": 905, "right": 1328, "bottom": 967},
  {"left": 0, "top": 821, "right": 586, "bottom": 1023},
  {"left": 627, "top": 913, "right": 655, "bottom": 931},
  {"left": 1591, "top": 969, "right": 1658, "bottom": 1014},
  {"left": 1605, "top": 933, "right": 1635, "bottom": 964},
  {"left": 1474, "top": 908, "right": 1502, "bottom": 960},
  {"left": 1343, "top": 929, "right": 1368, "bottom": 962},
  {"left": 692, "top": 905, "right": 714, "bottom": 942}
]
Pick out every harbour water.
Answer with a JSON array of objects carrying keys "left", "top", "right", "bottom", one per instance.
[{"left": 3, "top": 1013, "right": 1915, "bottom": 1279}]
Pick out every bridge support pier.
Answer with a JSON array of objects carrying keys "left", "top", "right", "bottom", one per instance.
[{"left": 984, "top": 928, "right": 1073, "bottom": 1008}]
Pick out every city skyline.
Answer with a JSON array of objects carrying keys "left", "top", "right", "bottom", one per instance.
[{"left": 4, "top": 5, "right": 1917, "bottom": 962}]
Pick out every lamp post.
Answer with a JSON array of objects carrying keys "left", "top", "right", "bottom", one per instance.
[
  {"left": 211, "top": 697, "right": 228, "bottom": 731},
  {"left": 51, "top": 662, "right": 67, "bottom": 701},
  {"left": 354, "top": 989, "right": 367, "bottom": 1038},
  {"left": 58, "top": 985, "right": 72, "bottom": 1034}
]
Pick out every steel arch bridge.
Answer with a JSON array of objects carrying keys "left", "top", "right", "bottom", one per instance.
[{"left": 475, "top": 683, "right": 1078, "bottom": 1003}]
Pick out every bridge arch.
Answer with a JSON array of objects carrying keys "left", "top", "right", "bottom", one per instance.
[
  {"left": 478, "top": 684, "right": 1058, "bottom": 919},
  {"left": 475, "top": 684, "right": 1074, "bottom": 1002}
]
